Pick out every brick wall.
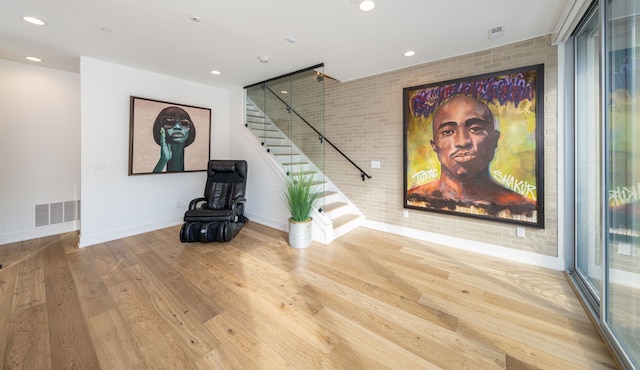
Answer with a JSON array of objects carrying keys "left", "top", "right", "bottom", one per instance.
[{"left": 325, "top": 35, "right": 559, "bottom": 257}]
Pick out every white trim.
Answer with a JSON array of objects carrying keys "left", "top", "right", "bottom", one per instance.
[
  {"left": 0, "top": 221, "right": 80, "bottom": 245},
  {"left": 78, "top": 217, "right": 181, "bottom": 248},
  {"left": 557, "top": 40, "right": 568, "bottom": 269},
  {"left": 244, "top": 212, "right": 330, "bottom": 244},
  {"left": 245, "top": 212, "right": 288, "bottom": 233},
  {"left": 363, "top": 220, "right": 566, "bottom": 271},
  {"left": 553, "top": 0, "right": 591, "bottom": 44}
]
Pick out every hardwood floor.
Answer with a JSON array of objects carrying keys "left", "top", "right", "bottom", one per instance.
[{"left": 0, "top": 222, "right": 619, "bottom": 369}]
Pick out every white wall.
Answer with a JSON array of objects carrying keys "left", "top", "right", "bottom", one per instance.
[
  {"left": 228, "top": 87, "right": 291, "bottom": 232},
  {"left": 79, "top": 57, "right": 231, "bottom": 247},
  {"left": 0, "top": 59, "right": 80, "bottom": 244}
]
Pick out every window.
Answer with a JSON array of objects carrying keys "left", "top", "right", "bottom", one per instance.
[{"left": 571, "top": 1, "right": 640, "bottom": 368}]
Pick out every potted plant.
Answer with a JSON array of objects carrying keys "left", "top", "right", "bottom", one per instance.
[{"left": 283, "top": 173, "right": 321, "bottom": 248}]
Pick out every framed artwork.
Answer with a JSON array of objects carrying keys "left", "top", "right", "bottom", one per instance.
[
  {"left": 129, "top": 96, "right": 211, "bottom": 175},
  {"left": 403, "top": 64, "right": 544, "bottom": 227}
]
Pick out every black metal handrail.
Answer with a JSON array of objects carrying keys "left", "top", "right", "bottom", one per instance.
[{"left": 262, "top": 84, "right": 371, "bottom": 181}]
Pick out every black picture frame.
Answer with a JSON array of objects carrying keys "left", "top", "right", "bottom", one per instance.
[
  {"left": 129, "top": 96, "right": 211, "bottom": 175},
  {"left": 403, "top": 64, "right": 545, "bottom": 228}
]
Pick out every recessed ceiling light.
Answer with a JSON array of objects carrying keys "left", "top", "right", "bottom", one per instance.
[
  {"left": 188, "top": 14, "right": 201, "bottom": 22},
  {"left": 22, "top": 16, "right": 46, "bottom": 26},
  {"left": 258, "top": 55, "right": 269, "bottom": 63},
  {"left": 359, "top": 0, "right": 375, "bottom": 11},
  {"left": 210, "top": 70, "right": 221, "bottom": 75},
  {"left": 404, "top": 50, "right": 416, "bottom": 57},
  {"left": 280, "top": 90, "right": 288, "bottom": 94},
  {"left": 285, "top": 36, "right": 297, "bottom": 44},
  {"left": 25, "top": 56, "right": 42, "bottom": 62}
]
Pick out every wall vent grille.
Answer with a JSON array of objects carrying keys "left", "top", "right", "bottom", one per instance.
[
  {"left": 35, "top": 204, "right": 49, "bottom": 227},
  {"left": 35, "top": 200, "right": 79, "bottom": 227}
]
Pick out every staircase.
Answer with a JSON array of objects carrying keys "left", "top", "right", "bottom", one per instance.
[{"left": 245, "top": 98, "right": 364, "bottom": 243}]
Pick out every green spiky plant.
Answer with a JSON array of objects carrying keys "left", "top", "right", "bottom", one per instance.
[{"left": 284, "top": 173, "right": 321, "bottom": 222}]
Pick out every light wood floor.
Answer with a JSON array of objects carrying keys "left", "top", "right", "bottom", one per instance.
[{"left": 0, "top": 222, "right": 619, "bottom": 369}]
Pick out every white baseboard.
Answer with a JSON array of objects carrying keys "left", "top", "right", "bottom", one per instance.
[
  {"left": 244, "top": 212, "right": 288, "bottom": 233},
  {"left": 0, "top": 221, "right": 80, "bottom": 245},
  {"left": 363, "top": 220, "right": 566, "bottom": 271},
  {"left": 79, "top": 217, "right": 182, "bottom": 248},
  {"left": 246, "top": 212, "right": 332, "bottom": 244}
]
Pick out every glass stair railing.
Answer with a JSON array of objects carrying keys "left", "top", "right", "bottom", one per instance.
[{"left": 245, "top": 96, "right": 364, "bottom": 243}]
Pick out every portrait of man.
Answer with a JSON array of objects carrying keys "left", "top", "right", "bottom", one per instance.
[
  {"left": 403, "top": 65, "right": 544, "bottom": 226},
  {"left": 407, "top": 95, "right": 536, "bottom": 218}
]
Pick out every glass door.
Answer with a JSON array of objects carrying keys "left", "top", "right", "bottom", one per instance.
[
  {"left": 575, "top": 7, "right": 603, "bottom": 302},
  {"left": 605, "top": 0, "right": 640, "bottom": 366},
  {"left": 572, "top": 1, "right": 640, "bottom": 367}
]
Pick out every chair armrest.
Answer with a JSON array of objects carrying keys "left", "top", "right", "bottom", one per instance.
[
  {"left": 229, "top": 196, "right": 247, "bottom": 215},
  {"left": 188, "top": 197, "right": 206, "bottom": 210}
]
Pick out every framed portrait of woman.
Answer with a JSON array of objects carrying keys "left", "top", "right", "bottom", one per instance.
[{"left": 129, "top": 96, "right": 211, "bottom": 175}]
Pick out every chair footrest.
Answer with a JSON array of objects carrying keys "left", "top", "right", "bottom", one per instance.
[{"left": 180, "top": 219, "right": 248, "bottom": 243}]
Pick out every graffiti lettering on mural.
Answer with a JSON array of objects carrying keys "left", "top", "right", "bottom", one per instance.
[
  {"left": 410, "top": 72, "right": 535, "bottom": 119},
  {"left": 609, "top": 183, "right": 640, "bottom": 205},
  {"left": 412, "top": 169, "right": 439, "bottom": 184},
  {"left": 493, "top": 170, "right": 537, "bottom": 200}
]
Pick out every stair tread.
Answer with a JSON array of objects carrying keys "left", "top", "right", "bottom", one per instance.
[
  {"left": 324, "top": 202, "right": 348, "bottom": 213},
  {"left": 289, "top": 171, "right": 317, "bottom": 176},
  {"left": 319, "top": 191, "right": 338, "bottom": 198},
  {"left": 332, "top": 214, "right": 360, "bottom": 229}
]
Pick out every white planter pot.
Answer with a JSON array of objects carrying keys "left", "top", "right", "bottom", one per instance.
[{"left": 288, "top": 217, "right": 312, "bottom": 248}]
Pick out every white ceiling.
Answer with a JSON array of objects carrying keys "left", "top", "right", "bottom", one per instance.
[{"left": 0, "top": 0, "right": 571, "bottom": 89}]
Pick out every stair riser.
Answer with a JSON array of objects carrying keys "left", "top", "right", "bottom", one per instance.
[
  {"left": 246, "top": 115, "right": 266, "bottom": 122},
  {"left": 273, "top": 154, "right": 303, "bottom": 163},
  {"left": 247, "top": 124, "right": 270, "bottom": 132},
  {"left": 323, "top": 205, "right": 351, "bottom": 219},
  {"left": 266, "top": 146, "right": 296, "bottom": 155},
  {"left": 256, "top": 136, "right": 286, "bottom": 142},
  {"left": 282, "top": 163, "right": 312, "bottom": 172},
  {"left": 319, "top": 193, "right": 339, "bottom": 205},
  {"left": 261, "top": 138, "right": 289, "bottom": 146},
  {"left": 332, "top": 217, "right": 363, "bottom": 239}
]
